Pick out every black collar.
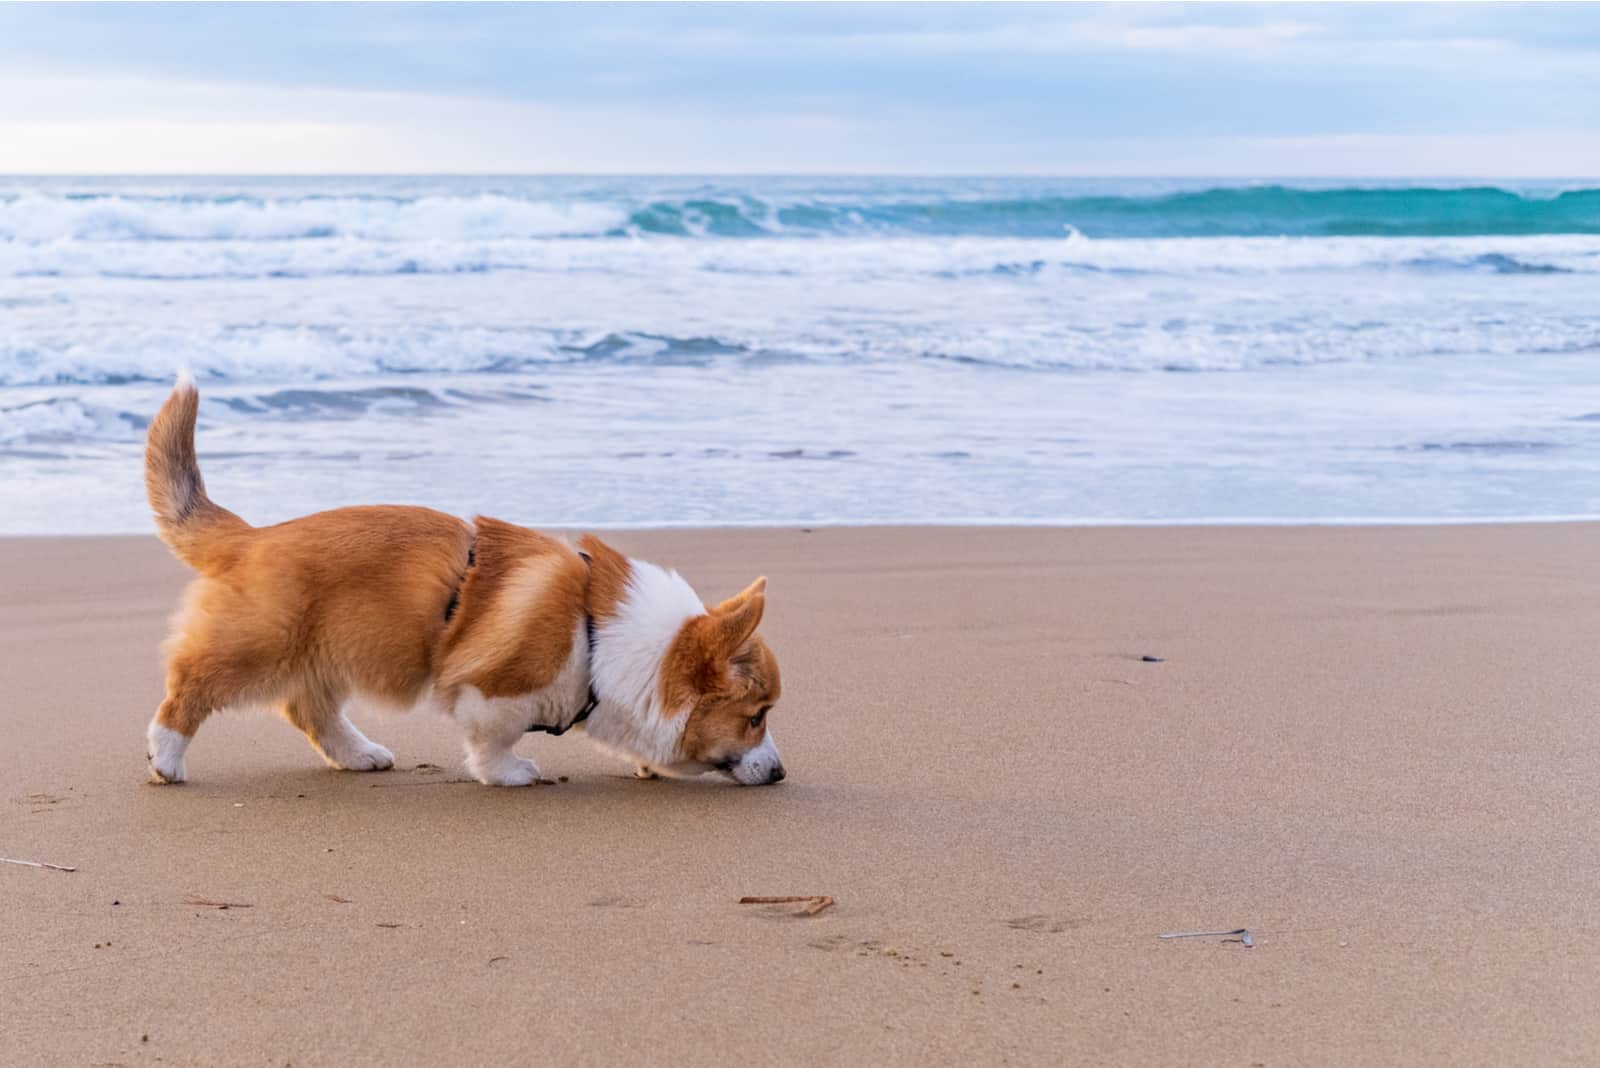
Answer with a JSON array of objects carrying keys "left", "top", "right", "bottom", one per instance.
[
  {"left": 526, "top": 548, "right": 599, "bottom": 735},
  {"left": 525, "top": 612, "right": 598, "bottom": 735},
  {"left": 441, "top": 541, "right": 475, "bottom": 624}
]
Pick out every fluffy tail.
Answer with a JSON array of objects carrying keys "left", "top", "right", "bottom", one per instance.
[{"left": 145, "top": 372, "right": 247, "bottom": 569}]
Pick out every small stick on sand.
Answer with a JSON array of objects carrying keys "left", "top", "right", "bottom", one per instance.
[
  {"left": 183, "top": 895, "right": 254, "bottom": 910},
  {"left": 739, "top": 895, "right": 835, "bottom": 916},
  {"left": 1160, "top": 928, "right": 1253, "bottom": 947},
  {"left": 0, "top": 856, "right": 77, "bottom": 872},
  {"left": 368, "top": 779, "right": 477, "bottom": 788}
]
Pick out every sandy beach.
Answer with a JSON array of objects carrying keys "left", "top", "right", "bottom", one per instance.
[{"left": 4, "top": 523, "right": 1600, "bottom": 1065}]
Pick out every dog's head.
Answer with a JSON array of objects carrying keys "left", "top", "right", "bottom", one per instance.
[{"left": 661, "top": 577, "right": 785, "bottom": 785}]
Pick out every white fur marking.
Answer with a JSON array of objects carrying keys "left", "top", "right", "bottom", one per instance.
[
  {"left": 147, "top": 722, "right": 190, "bottom": 784},
  {"left": 313, "top": 712, "right": 395, "bottom": 772},
  {"left": 584, "top": 560, "right": 704, "bottom": 767},
  {"left": 455, "top": 687, "right": 546, "bottom": 786},
  {"left": 473, "top": 749, "right": 542, "bottom": 787}
]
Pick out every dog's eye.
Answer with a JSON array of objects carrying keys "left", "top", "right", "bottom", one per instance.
[{"left": 749, "top": 706, "right": 770, "bottom": 730}]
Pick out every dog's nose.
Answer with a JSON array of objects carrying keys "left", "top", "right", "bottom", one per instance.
[{"left": 767, "top": 764, "right": 786, "bottom": 784}]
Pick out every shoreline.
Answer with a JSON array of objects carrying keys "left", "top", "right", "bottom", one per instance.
[{"left": 9, "top": 513, "right": 1600, "bottom": 539}]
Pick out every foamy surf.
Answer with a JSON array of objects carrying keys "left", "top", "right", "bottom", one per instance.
[
  {"left": 5, "top": 178, "right": 1600, "bottom": 245},
  {"left": 3, "top": 175, "right": 1600, "bottom": 532}
]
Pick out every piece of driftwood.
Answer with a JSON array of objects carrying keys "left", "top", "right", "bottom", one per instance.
[{"left": 739, "top": 895, "right": 835, "bottom": 916}]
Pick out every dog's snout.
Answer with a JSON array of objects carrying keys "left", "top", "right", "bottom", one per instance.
[{"left": 767, "top": 764, "right": 786, "bottom": 784}]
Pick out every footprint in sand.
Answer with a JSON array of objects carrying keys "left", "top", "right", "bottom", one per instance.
[
  {"left": 807, "top": 936, "right": 927, "bottom": 967},
  {"left": 21, "top": 792, "right": 67, "bottom": 814},
  {"left": 807, "top": 934, "right": 858, "bottom": 952},
  {"left": 1006, "top": 914, "right": 1089, "bottom": 933}
]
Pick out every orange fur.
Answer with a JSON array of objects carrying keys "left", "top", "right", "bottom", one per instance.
[
  {"left": 436, "top": 517, "right": 588, "bottom": 699},
  {"left": 576, "top": 532, "right": 632, "bottom": 623},
  {"left": 145, "top": 382, "right": 248, "bottom": 573},
  {"left": 147, "top": 386, "right": 577, "bottom": 746}
]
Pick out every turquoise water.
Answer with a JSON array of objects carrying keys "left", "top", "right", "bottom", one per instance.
[{"left": 625, "top": 185, "right": 1600, "bottom": 239}]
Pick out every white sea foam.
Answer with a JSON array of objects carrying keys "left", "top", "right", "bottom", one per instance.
[
  {"left": 4, "top": 177, "right": 1600, "bottom": 531},
  {"left": 3, "top": 232, "right": 1597, "bottom": 388},
  {"left": 4, "top": 229, "right": 1599, "bottom": 282},
  {"left": 0, "top": 396, "right": 144, "bottom": 445},
  {"left": 0, "top": 192, "right": 631, "bottom": 244}
]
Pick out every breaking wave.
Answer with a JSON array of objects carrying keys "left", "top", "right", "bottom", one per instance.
[{"left": 4, "top": 183, "right": 1600, "bottom": 249}]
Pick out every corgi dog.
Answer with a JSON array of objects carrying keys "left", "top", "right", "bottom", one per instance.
[{"left": 142, "top": 375, "right": 784, "bottom": 788}]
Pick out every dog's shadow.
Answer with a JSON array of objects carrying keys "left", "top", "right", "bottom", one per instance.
[{"left": 139, "top": 762, "right": 800, "bottom": 811}]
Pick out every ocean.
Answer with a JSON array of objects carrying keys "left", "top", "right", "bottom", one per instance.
[{"left": 3, "top": 175, "right": 1600, "bottom": 533}]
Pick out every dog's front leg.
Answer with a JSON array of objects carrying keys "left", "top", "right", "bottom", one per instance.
[{"left": 456, "top": 692, "right": 543, "bottom": 787}]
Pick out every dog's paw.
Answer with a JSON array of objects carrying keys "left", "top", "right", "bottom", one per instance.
[
  {"left": 474, "top": 754, "right": 542, "bottom": 787},
  {"left": 316, "top": 716, "right": 395, "bottom": 772},
  {"left": 146, "top": 724, "right": 189, "bottom": 784},
  {"left": 633, "top": 763, "right": 660, "bottom": 780},
  {"left": 329, "top": 740, "right": 395, "bottom": 772},
  {"left": 147, "top": 755, "right": 186, "bottom": 784}
]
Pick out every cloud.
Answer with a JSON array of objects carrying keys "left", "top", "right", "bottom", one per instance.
[
  {"left": 0, "top": 2, "right": 1596, "bottom": 175},
  {"left": 815, "top": 19, "right": 1325, "bottom": 56},
  {"left": 0, "top": 71, "right": 891, "bottom": 174}
]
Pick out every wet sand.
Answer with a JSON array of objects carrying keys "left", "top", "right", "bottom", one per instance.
[{"left": 4, "top": 524, "right": 1600, "bottom": 1065}]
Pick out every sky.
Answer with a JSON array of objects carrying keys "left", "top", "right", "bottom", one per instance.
[{"left": 2, "top": 2, "right": 1598, "bottom": 176}]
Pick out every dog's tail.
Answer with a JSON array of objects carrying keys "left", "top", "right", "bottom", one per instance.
[{"left": 145, "top": 371, "right": 248, "bottom": 570}]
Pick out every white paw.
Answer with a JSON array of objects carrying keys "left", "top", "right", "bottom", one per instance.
[
  {"left": 147, "top": 723, "right": 189, "bottom": 784},
  {"left": 473, "top": 754, "right": 542, "bottom": 787},
  {"left": 316, "top": 714, "right": 395, "bottom": 771},
  {"left": 634, "top": 763, "right": 660, "bottom": 779},
  {"left": 148, "top": 756, "right": 186, "bottom": 784},
  {"left": 327, "top": 739, "right": 395, "bottom": 772}
]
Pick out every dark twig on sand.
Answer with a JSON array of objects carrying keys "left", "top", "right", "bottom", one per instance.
[
  {"left": 183, "top": 895, "right": 254, "bottom": 910},
  {"left": 0, "top": 856, "right": 76, "bottom": 872},
  {"left": 367, "top": 779, "right": 477, "bottom": 788}
]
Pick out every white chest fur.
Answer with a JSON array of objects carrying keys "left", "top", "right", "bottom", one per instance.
[{"left": 582, "top": 560, "right": 704, "bottom": 766}]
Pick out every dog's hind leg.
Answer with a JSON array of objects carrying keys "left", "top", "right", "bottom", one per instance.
[
  {"left": 280, "top": 690, "right": 395, "bottom": 773},
  {"left": 147, "top": 649, "right": 254, "bottom": 784},
  {"left": 147, "top": 681, "right": 208, "bottom": 785}
]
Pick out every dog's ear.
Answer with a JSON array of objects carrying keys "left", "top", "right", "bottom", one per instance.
[
  {"left": 665, "top": 578, "right": 768, "bottom": 704},
  {"left": 709, "top": 577, "right": 765, "bottom": 657},
  {"left": 710, "top": 575, "right": 765, "bottom": 616}
]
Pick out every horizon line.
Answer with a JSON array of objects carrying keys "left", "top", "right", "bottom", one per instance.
[{"left": 3, "top": 171, "right": 1599, "bottom": 181}]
